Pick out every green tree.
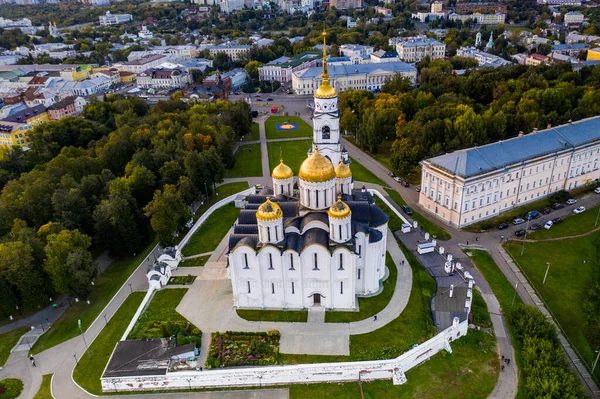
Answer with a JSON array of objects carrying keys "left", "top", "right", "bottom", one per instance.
[
  {"left": 0, "top": 241, "right": 48, "bottom": 309},
  {"left": 244, "top": 60, "right": 260, "bottom": 80},
  {"left": 144, "top": 185, "right": 191, "bottom": 246}
]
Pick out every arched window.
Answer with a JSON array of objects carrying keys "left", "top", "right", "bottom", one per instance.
[
  {"left": 322, "top": 125, "right": 330, "bottom": 140},
  {"left": 313, "top": 253, "right": 319, "bottom": 270}
]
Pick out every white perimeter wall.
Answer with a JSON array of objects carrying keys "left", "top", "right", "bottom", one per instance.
[{"left": 101, "top": 319, "right": 468, "bottom": 392}]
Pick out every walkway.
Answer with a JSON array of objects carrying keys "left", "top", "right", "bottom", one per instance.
[{"left": 176, "top": 229, "right": 412, "bottom": 364}]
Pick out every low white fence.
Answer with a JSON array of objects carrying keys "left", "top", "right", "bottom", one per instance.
[
  {"left": 178, "top": 187, "right": 255, "bottom": 251},
  {"left": 368, "top": 189, "right": 411, "bottom": 226},
  {"left": 101, "top": 318, "right": 468, "bottom": 392}
]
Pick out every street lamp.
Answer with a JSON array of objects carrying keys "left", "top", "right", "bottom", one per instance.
[
  {"left": 520, "top": 217, "right": 531, "bottom": 256},
  {"left": 511, "top": 280, "right": 519, "bottom": 308},
  {"left": 204, "top": 181, "right": 210, "bottom": 206},
  {"left": 73, "top": 353, "right": 79, "bottom": 366},
  {"left": 103, "top": 314, "right": 108, "bottom": 326},
  {"left": 258, "top": 374, "right": 263, "bottom": 388},
  {"left": 592, "top": 349, "right": 600, "bottom": 374},
  {"left": 78, "top": 319, "right": 91, "bottom": 359},
  {"left": 127, "top": 283, "right": 133, "bottom": 293},
  {"left": 186, "top": 378, "right": 192, "bottom": 391},
  {"left": 543, "top": 262, "right": 550, "bottom": 285}
]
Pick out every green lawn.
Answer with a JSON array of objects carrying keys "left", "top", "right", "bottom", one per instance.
[
  {"left": 471, "top": 289, "right": 492, "bottom": 328},
  {"left": 348, "top": 157, "right": 385, "bottom": 185},
  {"left": 128, "top": 289, "right": 200, "bottom": 343},
  {"left": 33, "top": 374, "right": 53, "bottom": 399},
  {"left": 73, "top": 293, "right": 145, "bottom": 395},
  {"left": 32, "top": 239, "right": 157, "bottom": 355},
  {"left": 505, "top": 236, "right": 600, "bottom": 382},
  {"left": 225, "top": 144, "right": 262, "bottom": 178},
  {"left": 236, "top": 309, "right": 308, "bottom": 322},
  {"left": 528, "top": 204, "right": 600, "bottom": 240},
  {"left": 241, "top": 123, "right": 260, "bottom": 141},
  {"left": 214, "top": 182, "right": 250, "bottom": 198},
  {"left": 325, "top": 253, "right": 397, "bottom": 323},
  {"left": 265, "top": 116, "right": 312, "bottom": 140},
  {"left": 267, "top": 139, "right": 311, "bottom": 174},
  {"left": 168, "top": 275, "right": 196, "bottom": 285},
  {"left": 0, "top": 327, "right": 29, "bottom": 367},
  {"left": 384, "top": 187, "right": 452, "bottom": 241},
  {"left": 182, "top": 204, "right": 239, "bottom": 256},
  {"left": 376, "top": 198, "right": 404, "bottom": 231},
  {"left": 178, "top": 255, "right": 210, "bottom": 267},
  {"left": 289, "top": 329, "right": 498, "bottom": 399}
]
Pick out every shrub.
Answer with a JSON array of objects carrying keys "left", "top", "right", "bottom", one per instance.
[
  {"left": 0, "top": 378, "right": 24, "bottom": 399},
  {"left": 206, "top": 331, "right": 280, "bottom": 369}
]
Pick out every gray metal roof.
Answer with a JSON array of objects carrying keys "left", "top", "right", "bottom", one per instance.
[
  {"left": 427, "top": 116, "right": 600, "bottom": 178},
  {"left": 296, "top": 61, "right": 416, "bottom": 80}
]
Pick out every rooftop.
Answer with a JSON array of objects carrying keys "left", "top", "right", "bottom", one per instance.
[
  {"left": 295, "top": 61, "right": 417, "bottom": 79},
  {"left": 124, "top": 54, "right": 165, "bottom": 66},
  {"left": 2, "top": 104, "right": 46, "bottom": 123}
]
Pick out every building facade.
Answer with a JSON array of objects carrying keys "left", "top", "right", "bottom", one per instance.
[
  {"left": 121, "top": 54, "right": 166, "bottom": 74},
  {"left": 329, "top": 0, "right": 362, "bottom": 9},
  {"left": 259, "top": 52, "right": 321, "bottom": 83},
  {"left": 207, "top": 45, "right": 251, "bottom": 62},
  {"left": 228, "top": 33, "right": 388, "bottom": 310},
  {"left": 99, "top": 12, "right": 133, "bottom": 26},
  {"left": 418, "top": 117, "right": 600, "bottom": 227},
  {"left": 449, "top": 12, "right": 506, "bottom": 25},
  {"left": 136, "top": 68, "right": 191, "bottom": 89},
  {"left": 395, "top": 36, "right": 446, "bottom": 63}
]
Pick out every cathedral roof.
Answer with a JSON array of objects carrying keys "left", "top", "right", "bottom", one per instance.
[
  {"left": 328, "top": 196, "right": 351, "bottom": 219},
  {"left": 272, "top": 159, "right": 293, "bottom": 180},
  {"left": 298, "top": 147, "right": 336, "bottom": 182},
  {"left": 335, "top": 160, "right": 352, "bottom": 178},
  {"left": 256, "top": 197, "right": 283, "bottom": 221}
]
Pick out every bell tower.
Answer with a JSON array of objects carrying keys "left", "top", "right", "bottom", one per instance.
[{"left": 310, "top": 31, "right": 347, "bottom": 167}]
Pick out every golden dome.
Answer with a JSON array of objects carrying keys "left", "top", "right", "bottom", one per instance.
[
  {"left": 256, "top": 197, "right": 282, "bottom": 221},
  {"left": 328, "top": 196, "right": 351, "bottom": 219},
  {"left": 298, "top": 147, "right": 336, "bottom": 183},
  {"left": 315, "top": 81, "right": 337, "bottom": 99},
  {"left": 272, "top": 159, "right": 293, "bottom": 180},
  {"left": 335, "top": 160, "right": 352, "bottom": 178}
]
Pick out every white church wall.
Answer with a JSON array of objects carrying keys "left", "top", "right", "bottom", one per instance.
[
  {"left": 282, "top": 250, "right": 304, "bottom": 308},
  {"left": 102, "top": 319, "right": 470, "bottom": 392},
  {"left": 299, "top": 179, "right": 336, "bottom": 210},
  {"left": 335, "top": 176, "right": 353, "bottom": 195},
  {"left": 273, "top": 177, "right": 293, "bottom": 196},
  {"left": 300, "top": 245, "right": 333, "bottom": 307}
]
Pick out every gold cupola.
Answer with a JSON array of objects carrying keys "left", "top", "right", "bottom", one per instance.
[
  {"left": 314, "top": 31, "right": 337, "bottom": 99},
  {"left": 328, "top": 195, "right": 351, "bottom": 219},
  {"left": 298, "top": 146, "right": 336, "bottom": 182},
  {"left": 256, "top": 197, "right": 282, "bottom": 221},
  {"left": 272, "top": 158, "right": 293, "bottom": 180},
  {"left": 335, "top": 160, "right": 352, "bottom": 179}
]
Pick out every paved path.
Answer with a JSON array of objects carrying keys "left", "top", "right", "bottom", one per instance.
[
  {"left": 177, "top": 229, "right": 412, "bottom": 363},
  {"left": 259, "top": 116, "right": 270, "bottom": 179}
]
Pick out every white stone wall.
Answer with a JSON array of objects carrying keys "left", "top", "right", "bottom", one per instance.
[
  {"left": 336, "top": 176, "right": 353, "bottom": 195},
  {"left": 329, "top": 215, "right": 351, "bottom": 243},
  {"left": 298, "top": 178, "right": 336, "bottom": 210},
  {"left": 102, "top": 319, "right": 469, "bottom": 392},
  {"left": 272, "top": 176, "right": 293, "bottom": 196},
  {"left": 258, "top": 217, "right": 284, "bottom": 244}
]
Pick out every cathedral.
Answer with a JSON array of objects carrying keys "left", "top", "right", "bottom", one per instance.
[{"left": 227, "top": 33, "right": 389, "bottom": 310}]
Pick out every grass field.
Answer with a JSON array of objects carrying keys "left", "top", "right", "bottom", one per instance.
[
  {"left": 265, "top": 116, "right": 312, "bottom": 140},
  {"left": 0, "top": 327, "right": 29, "bottom": 367},
  {"left": 33, "top": 374, "right": 53, "bottom": 399},
  {"left": 168, "top": 276, "right": 196, "bottom": 285},
  {"left": 32, "top": 239, "right": 157, "bottom": 355},
  {"left": 182, "top": 204, "right": 239, "bottom": 256},
  {"left": 225, "top": 144, "right": 262, "bottom": 178},
  {"left": 242, "top": 123, "right": 260, "bottom": 141},
  {"left": 178, "top": 255, "right": 210, "bottom": 267},
  {"left": 268, "top": 139, "right": 311, "bottom": 174},
  {"left": 325, "top": 253, "right": 396, "bottom": 323},
  {"left": 384, "top": 187, "right": 452, "bottom": 241},
  {"left": 348, "top": 157, "right": 385, "bottom": 185},
  {"left": 471, "top": 289, "right": 492, "bottom": 328},
  {"left": 73, "top": 293, "right": 144, "bottom": 395},
  {"left": 528, "top": 204, "right": 600, "bottom": 240},
  {"left": 214, "top": 182, "right": 250, "bottom": 198},
  {"left": 236, "top": 309, "right": 308, "bottom": 322},
  {"left": 289, "top": 329, "right": 498, "bottom": 399},
  {"left": 505, "top": 236, "right": 600, "bottom": 382}
]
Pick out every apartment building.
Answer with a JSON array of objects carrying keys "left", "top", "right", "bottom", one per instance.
[
  {"left": 99, "top": 12, "right": 133, "bottom": 26},
  {"left": 449, "top": 12, "right": 506, "bottom": 25},
  {"left": 258, "top": 52, "right": 321, "bottom": 83},
  {"left": 2, "top": 104, "right": 48, "bottom": 127},
  {"left": 396, "top": 36, "right": 446, "bottom": 63},
  {"left": 455, "top": 2, "right": 507, "bottom": 14},
  {"left": 47, "top": 96, "right": 78, "bottom": 120},
  {"left": 564, "top": 11, "right": 585, "bottom": 26},
  {"left": 456, "top": 47, "right": 512, "bottom": 68},
  {"left": 207, "top": 45, "right": 251, "bottom": 62},
  {"left": 419, "top": 117, "right": 600, "bottom": 227},
  {"left": 121, "top": 55, "right": 166, "bottom": 74},
  {"left": 329, "top": 0, "right": 362, "bottom": 9},
  {"left": 136, "top": 68, "right": 191, "bottom": 89}
]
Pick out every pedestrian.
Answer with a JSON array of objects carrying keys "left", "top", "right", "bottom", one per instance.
[
  {"left": 402, "top": 260, "right": 405, "bottom": 265},
  {"left": 466, "top": 240, "right": 469, "bottom": 246},
  {"left": 501, "top": 355, "right": 504, "bottom": 362},
  {"left": 501, "top": 364, "right": 504, "bottom": 371},
  {"left": 476, "top": 236, "right": 479, "bottom": 242},
  {"left": 29, "top": 355, "right": 36, "bottom": 367},
  {"left": 507, "top": 358, "right": 510, "bottom": 365},
  {"left": 374, "top": 315, "right": 378, "bottom": 321},
  {"left": 501, "top": 235, "right": 504, "bottom": 242}
]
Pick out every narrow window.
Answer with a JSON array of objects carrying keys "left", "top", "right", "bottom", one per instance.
[
  {"left": 291, "top": 281, "right": 295, "bottom": 294},
  {"left": 275, "top": 225, "right": 279, "bottom": 241},
  {"left": 268, "top": 253, "right": 274, "bottom": 270},
  {"left": 339, "top": 224, "right": 342, "bottom": 238},
  {"left": 339, "top": 253, "right": 344, "bottom": 270},
  {"left": 316, "top": 190, "right": 319, "bottom": 208},
  {"left": 247, "top": 281, "right": 251, "bottom": 293},
  {"left": 313, "top": 253, "right": 319, "bottom": 270},
  {"left": 244, "top": 254, "right": 249, "bottom": 269},
  {"left": 271, "top": 283, "right": 275, "bottom": 294},
  {"left": 358, "top": 269, "right": 361, "bottom": 280},
  {"left": 340, "top": 281, "right": 344, "bottom": 294},
  {"left": 289, "top": 253, "right": 295, "bottom": 270},
  {"left": 358, "top": 245, "right": 362, "bottom": 257}
]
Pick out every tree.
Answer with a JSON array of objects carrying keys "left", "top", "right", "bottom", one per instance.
[
  {"left": 0, "top": 241, "right": 48, "bottom": 309},
  {"left": 44, "top": 229, "right": 96, "bottom": 297},
  {"left": 214, "top": 52, "right": 232, "bottom": 71},
  {"left": 244, "top": 60, "right": 260, "bottom": 80},
  {"left": 125, "top": 165, "right": 157, "bottom": 207},
  {"left": 144, "top": 185, "right": 191, "bottom": 246}
]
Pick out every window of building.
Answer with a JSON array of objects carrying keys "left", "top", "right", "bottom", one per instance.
[
  {"left": 339, "top": 225, "right": 342, "bottom": 238},
  {"left": 271, "top": 283, "right": 275, "bottom": 294},
  {"left": 289, "top": 253, "right": 294, "bottom": 270},
  {"left": 291, "top": 282, "right": 295, "bottom": 294},
  {"left": 268, "top": 253, "right": 274, "bottom": 270},
  {"left": 247, "top": 281, "right": 251, "bottom": 293},
  {"left": 339, "top": 253, "right": 344, "bottom": 270},
  {"left": 267, "top": 227, "right": 271, "bottom": 241},
  {"left": 358, "top": 245, "right": 361, "bottom": 257},
  {"left": 313, "top": 253, "right": 319, "bottom": 270},
  {"left": 244, "top": 254, "right": 249, "bottom": 269},
  {"left": 340, "top": 281, "right": 344, "bottom": 294},
  {"left": 358, "top": 269, "right": 361, "bottom": 279}
]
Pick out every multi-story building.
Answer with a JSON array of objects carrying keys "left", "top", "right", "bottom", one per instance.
[
  {"left": 259, "top": 51, "right": 321, "bottom": 83},
  {"left": 0, "top": 121, "right": 31, "bottom": 147},
  {"left": 419, "top": 117, "right": 600, "bottom": 227},
  {"left": 292, "top": 61, "right": 417, "bottom": 95},
  {"left": 395, "top": 36, "right": 446, "bottom": 63},
  {"left": 526, "top": 53, "right": 550, "bottom": 66},
  {"left": 564, "top": 11, "right": 585, "bottom": 26},
  {"left": 219, "top": 0, "right": 245, "bottom": 12},
  {"left": 136, "top": 68, "right": 191, "bottom": 89},
  {"left": 1, "top": 104, "right": 48, "bottom": 127},
  {"left": 456, "top": 47, "right": 513, "bottom": 68},
  {"left": 370, "top": 50, "right": 400, "bottom": 63},
  {"left": 99, "top": 12, "right": 133, "bottom": 26},
  {"left": 587, "top": 48, "right": 600, "bottom": 61},
  {"left": 47, "top": 96, "right": 77, "bottom": 120},
  {"left": 121, "top": 54, "right": 166, "bottom": 74},
  {"left": 537, "top": 0, "right": 580, "bottom": 5},
  {"left": 455, "top": 2, "right": 507, "bottom": 14},
  {"left": 374, "top": 6, "right": 392, "bottom": 17},
  {"left": 59, "top": 65, "right": 92, "bottom": 81},
  {"left": 449, "top": 12, "right": 506, "bottom": 25},
  {"left": 329, "top": 0, "right": 362, "bottom": 9},
  {"left": 431, "top": 0, "right": 443, "bottom": 12},
  {"left": 552, "top": 43, "right": 590, "bottom": 57},
  {"left": 206, "top": 45, "right": 251, "bottom": 62}
]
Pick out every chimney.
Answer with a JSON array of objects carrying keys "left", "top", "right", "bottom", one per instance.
[{"left": 449, "top": 284, "right": 454, "bottom": 298}]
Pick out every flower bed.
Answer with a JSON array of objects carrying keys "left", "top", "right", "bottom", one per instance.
[
  {"left": 168, "top": 275, "right": 196, "bottom": 285},
  {"left": 206, "top": 330, "right": 280, "bottom": 369}
]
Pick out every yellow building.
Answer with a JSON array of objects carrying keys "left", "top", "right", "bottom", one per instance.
[
  {"left": 586, "top": 47, "right": 600, "bottom": 61},
  {"left": 119, "top": 71, "right": 136, "bottom": 83},
  {"left": 60, "top": 64, "right": 92, "bottom": 81},
  {"left": 0, "top": 121, "right": 32, "bottom": 147},
  {"left": 2, "top": 104, "right": 48, "bottom": 131}
]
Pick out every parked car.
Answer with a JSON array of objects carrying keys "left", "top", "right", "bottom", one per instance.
[
  {"left": 498, "top": 222, "right": 509, "bottom": 230},
  {"left": 402, "top": 181, "right": 410, "bottom": 187},
  {"left": 513, "top": 217, "right": 525, "bottom": 225},
  {"left": 552, "top": 203, "right": 565, "bottom": 210},
  {"left": 267, "top": 97, "right": 274, "bottom": 101},
  {"left": 251, "top": 110, "right": 258, "bottom": 118},
  {"left": 526, "top": 210, "right": 541, "bottom": 220},
  {"left": 416, "top": 186, "right": 421, "bottom": 192},
  {"left": 388, "top": 172, "right": 396, "bottom": 177},
  {"left": 552, "top": 217, "right": 563, "bottom": 224},
  {"left": 515, "top": 229, "right": 526, "bottom": 236},
  {"left": 544, "top": 220, "right": 554, "bottom": 229},
  {"left": 254, "top": 94, "right": 261, "bottom": 97},
  {"left": 393, "top": 176, "right": 401, "bottom": 182},
  {"left": 573, "top": 206, "right": 586, "bottom": 214},
  {"left": 530, "top": 223, "right": 542, "bottom": 230},
  {"left": 541, "top": 208, "right": 552, "bottom": 215},
  {"left": 595, "top": 187, "right": 600, "bottom": 194},
  {"left": 566, "top": 198, "right": 577, "bottom": 205},
  {"left": 256, "top": 98, "right": 263, "bottom": 101},
  {"left": 401, "top": 205, "right": 413, "bottom": 215}
]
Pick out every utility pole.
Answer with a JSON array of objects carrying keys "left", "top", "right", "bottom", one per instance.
[
  {"left": 78, "top": 319, "right": 91, "bottom": 359},
  {"left": 543, "top": 262, "right": 550, "bottom": 285},
  {"left": 520, "top": 218, "right": 530, "bottom": 256},
  {"left": 511, "top": 280, "right": 519, "bottom": 308}
]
